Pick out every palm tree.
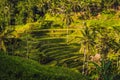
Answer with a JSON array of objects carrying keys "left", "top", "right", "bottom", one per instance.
[
  {"left": 79, "top": 22, "right": 96, "bottom": 74},
  {"left": 112, "top": 26, "right": 120, "bottom": 67},
  {"left": 95, "top": 26, "right": 119, "bottom": 57},
  {"left": 0, "top": 27, "right": 15, "bottom": 52}
]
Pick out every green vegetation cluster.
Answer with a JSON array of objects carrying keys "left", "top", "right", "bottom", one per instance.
[
  {"left": 0, "top": 53, "right": 86, "bottom": 80},
  {"left": 0, "top": 0, "right": 120, "bottom": 26},
  {"left": 0, "top": 0, "right": 120, "bottom": 80}
]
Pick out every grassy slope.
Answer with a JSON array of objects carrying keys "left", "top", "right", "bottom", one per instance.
[{"left": 0, "top": 53, "right": 86, "bottom": 80}]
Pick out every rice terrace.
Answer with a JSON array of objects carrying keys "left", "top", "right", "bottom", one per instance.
[{"left": 0, "top": 0, "right": 120, "bottom": 80}]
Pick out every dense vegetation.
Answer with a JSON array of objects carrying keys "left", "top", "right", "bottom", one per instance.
[
  {"left": 0, "top": 53, "right": 86, "bottom": 80},
  {"left": 0, "top": 0, "right": 120, "bottom": 80}
]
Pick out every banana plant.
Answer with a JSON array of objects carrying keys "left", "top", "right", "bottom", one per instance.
[{"left": 90, "top": 59, "right": 117, "bottom": 80}]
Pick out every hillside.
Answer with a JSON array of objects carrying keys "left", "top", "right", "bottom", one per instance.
[
  {"left": 0, "top": 53, "right": 86, "bottom": 80},
  {"left": 0, "top": 0, "right": 120, "bottom": 80}
]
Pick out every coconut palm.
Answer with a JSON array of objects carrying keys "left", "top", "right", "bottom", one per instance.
[
  {"left": 79, "top": 23, "right": 97, "bottom": 74},
  {"left": 0, "top": 27, "right": 15, "bottom": 52},
  {"left": 95, "top": 26, "right": 120, "bottom": 58}
]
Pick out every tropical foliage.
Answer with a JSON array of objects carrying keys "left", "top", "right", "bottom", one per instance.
[{"left": 0, "top": 0, "right": 120, "bottom": 80}]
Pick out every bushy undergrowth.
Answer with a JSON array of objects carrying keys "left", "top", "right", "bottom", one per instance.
[{"left": 0, "top": 53, "right": 86, "bottom": 80}]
